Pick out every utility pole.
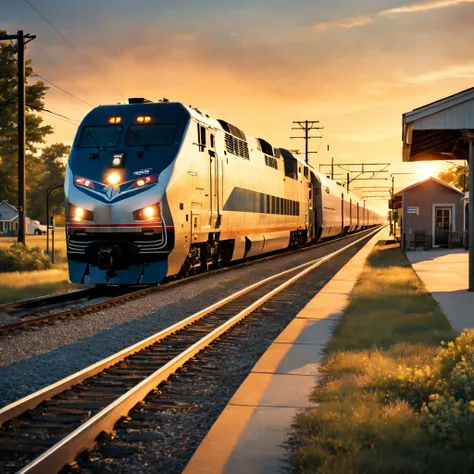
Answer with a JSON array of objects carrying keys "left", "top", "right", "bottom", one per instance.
[
  {"left": 0, "top": 31, "right": 36, "bottom": 245},
  {"left": 290, "top": 120, "right": 324, "bottom": 165}
]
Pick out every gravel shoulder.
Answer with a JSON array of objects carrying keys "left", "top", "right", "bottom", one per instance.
[{"left": 0, "top": 233, "right": 371, "bottom": 407}]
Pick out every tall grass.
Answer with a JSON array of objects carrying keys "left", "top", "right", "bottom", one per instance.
[
  {"left": 289, "top": 243, "right": 468, "bottom": 474},
  {"left": 0, "top": 265, "right": 77, "bottom": 303}
]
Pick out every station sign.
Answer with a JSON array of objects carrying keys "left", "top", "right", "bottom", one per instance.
[{"left": 407, "top": 206, "right": 418, "bottom": 214}]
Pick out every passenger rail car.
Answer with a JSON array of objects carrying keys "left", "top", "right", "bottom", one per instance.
[{"left": 65, "top": 99, "right": 384, "bottom": 285}]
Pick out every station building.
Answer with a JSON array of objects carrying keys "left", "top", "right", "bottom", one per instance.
[
  {"left": 402, "top": 86, "right": 474, "bottom": 290},
  {"left": 396, "top": 177, "right": 464, "bottom": 249}
]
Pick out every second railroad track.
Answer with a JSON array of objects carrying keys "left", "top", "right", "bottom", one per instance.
[{"left": 0, "top": 227, "right": 381, "bottom": 474}]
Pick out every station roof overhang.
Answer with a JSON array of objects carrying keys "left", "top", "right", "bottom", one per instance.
[{"left": 402, "top": 87, "right": 474, "bottom": 162}]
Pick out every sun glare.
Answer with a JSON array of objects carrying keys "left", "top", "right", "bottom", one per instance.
[{"left": 416, "top": 163, "right": 440, "bottom": 182}]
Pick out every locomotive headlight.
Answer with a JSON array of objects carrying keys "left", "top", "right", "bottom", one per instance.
[
  {"left": 106, "top": 172, "right": 121, "bottom": 186},
  {"left": 133, "top": 204, "right": 160, "bottom": 221},
  {"left": 143, "top": 206, "right": 155, "bottom": 218},
  {"left": 111, "top": 153, "right": 125, "bottom": 168},
  {"left": 68, "top": 203, "right": 93, "bottom": 222}
]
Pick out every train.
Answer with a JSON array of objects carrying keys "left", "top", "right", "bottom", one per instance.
[{"left": 64, "top": 98, "right": 384, "bottom": 285}]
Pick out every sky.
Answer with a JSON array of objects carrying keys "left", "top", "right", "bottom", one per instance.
[{"left": 3, "top": 0, "right": 474, "bottom": 212}]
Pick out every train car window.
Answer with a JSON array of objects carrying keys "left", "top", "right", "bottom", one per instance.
[
  {"left": 304, "top": 167, "right": 309, "bottom": 178},
  {"left": 266, "top": 195, "right": 270, "bottom": 214},
  {"left": 196, "top": 124, "right": 207, "bottom": 152},
  {"left": 210, "top": 134, "right": 215, "bottom": 149},
  {"left": 271, "top": 196, "right": 276, "bottom": 214},
  {"left": 280, "top": 149, "right": 298, "bottom": 180},
  {"left": 125, "top": 124, "right": 178, "bottom": 146},
  {"left": 78, "top": 126, "right": 122, "bottom": 148},
  {"left": 296, "top": 202, "right": 300, "bottom": 215}
]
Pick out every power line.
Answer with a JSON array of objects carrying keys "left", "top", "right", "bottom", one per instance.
[
  {"left": 31, "top": 41, "right": 97, "bottom": 104},
  {"left": 32, "top": 72, "right": 94, "bottom": 107},
  {"left": 22, "top": 0, "right": 124, "bottom": 98},
  {"left": 23, "top": 0, "right": 95, "bottom": 71},
  {"left": 32, "top": 106, "right": 79, "bottom": 127},
  {"left": 29, "top": 104, "right": 80, "bottom": 123}
]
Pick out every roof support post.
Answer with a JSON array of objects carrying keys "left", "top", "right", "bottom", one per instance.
[{"left": 469, "top": 136, "right": 474, "bottom": 291}]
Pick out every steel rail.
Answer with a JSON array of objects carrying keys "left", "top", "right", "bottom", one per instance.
[
  {"left": 0, "top": 226, "right": 383, "bottom": 474},
  {"left": 0, "top": 228, "right": 380, "bottom": 335},
  {"left": 0, "top": 287, "right": 97, "bottom": 313}
]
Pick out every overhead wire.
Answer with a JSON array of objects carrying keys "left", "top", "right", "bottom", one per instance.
[
  {"left": 29, "top": 104, "right": 80, "bottom": 123},
  {"left": 31, "top": 73, "right": 95, "bottom": 107},
  {"left": 22, "top": 0, "right": 124, "bottom": 98},
  {"left": 30, "top": 41, "right": 97, "bottom": 104},
  {"left": 30, "top": 106, "right": 80, "bottom": 127}
]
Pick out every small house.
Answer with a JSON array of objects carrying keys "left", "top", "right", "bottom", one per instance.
[
  {"left": 399, "top": 177, "right": 464, "bottom": 249},
  {"left": 0, "top": 200, "right": 19, "bottom": 234}
]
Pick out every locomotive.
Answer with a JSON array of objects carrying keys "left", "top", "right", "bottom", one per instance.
[{"left": 65, "top": 98, "right": 383, "bottom": 285}]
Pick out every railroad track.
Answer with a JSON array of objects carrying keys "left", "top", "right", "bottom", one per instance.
[
  {"left": 0, "top": 227, "right": 382, "bottom": 474},
  {"left": 0, "top": 228, "right": 380, "bottom": 335}
]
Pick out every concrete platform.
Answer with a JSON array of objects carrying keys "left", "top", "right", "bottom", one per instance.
[
  {"left": 183, "top": 228, "right": 388, "bottom": 474},
  {"left": 406, "top": 248, "right": 473, "bottom": 332}
]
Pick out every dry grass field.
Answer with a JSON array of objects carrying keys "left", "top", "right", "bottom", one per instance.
[
  {"left": 0, "top": 264, "right": 77, "bottom": 303},
  {"left": 0, "top": 233, "right": 76, "bottom": 303}
]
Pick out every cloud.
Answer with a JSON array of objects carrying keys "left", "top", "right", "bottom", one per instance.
[
  {"left": 314, "top": 15, "right": 374, "bottom": 31},
  {"left": 405, "top": 64, "right": 474, "bottom": 83},
  {"left": 314, "top": 0, "right": 474, "bottom": 32}
]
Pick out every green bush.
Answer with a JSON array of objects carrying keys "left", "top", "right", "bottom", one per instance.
[
  {"left": 353, "top": 330, "right": 474, "bottom": 446},
  {"left": 0, "top": 243, "right": 52, "bottom": 272}
]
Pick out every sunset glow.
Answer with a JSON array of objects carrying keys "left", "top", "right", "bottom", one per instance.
[{"left": 3, "top": 0, "right": 474, "bottom": 213}]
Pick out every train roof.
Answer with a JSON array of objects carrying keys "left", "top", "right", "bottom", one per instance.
[{"left": 90, "top": 99, "right": 383, "bottom": 217}]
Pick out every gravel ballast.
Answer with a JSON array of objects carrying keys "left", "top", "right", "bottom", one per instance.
[
  {"left": 0, "top": 231, "right": 374, "bottom": 407},
  {"left": 70, "top": 241, "right": 368, "bottom": 474}
]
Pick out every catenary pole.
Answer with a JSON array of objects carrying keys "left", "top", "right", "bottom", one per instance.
[{"left": 290, "top": 120, "right": 324, "bottom": 166}]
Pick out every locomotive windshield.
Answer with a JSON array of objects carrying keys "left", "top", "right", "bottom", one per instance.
[
  {"left": 78, "top": 126, "right": 122, "bottom": 149},
  {"left": 125, "top": 124, "right": 178, "bottom": 146}
]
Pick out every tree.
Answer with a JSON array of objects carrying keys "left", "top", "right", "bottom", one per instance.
[
  {"left": 438, "top": 165, "right": 469, "bottom": 192},
  {"left": 27, "top": 143, "right": 69, "bottom": 221},
  {"left": 0, "top": 31, "right": 72, "bottom": 223},
  {"left": 0, "top": 31, "right": 53, "bottom": 206}
]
